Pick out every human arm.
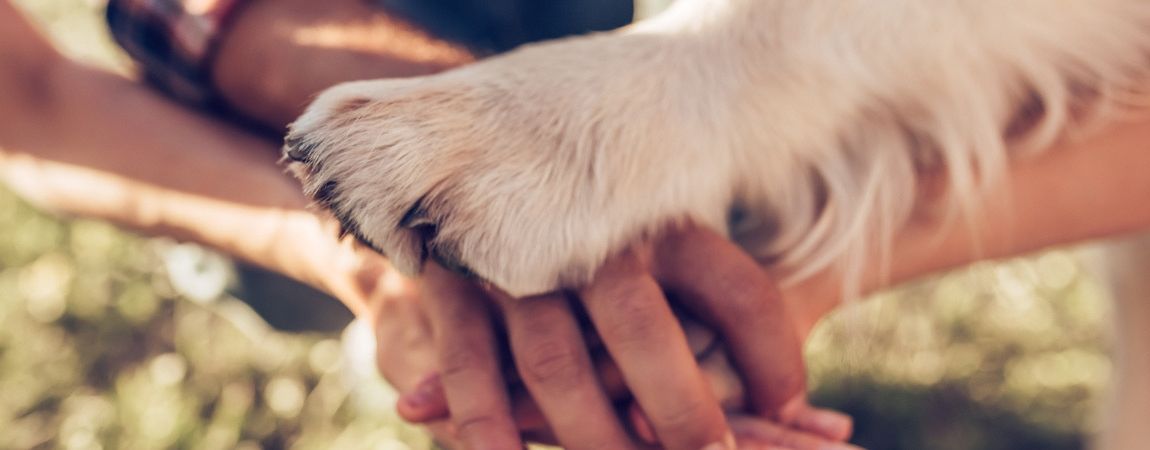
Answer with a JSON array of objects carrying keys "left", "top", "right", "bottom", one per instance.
[
  {"left": 394, "top": 112, "right": 1150, "bottom": 448},
  {"left": 79, "top": 0, "right": 1150, "bottom": 444},
  {"left": 404, "top": 115, "right": 1150, "bottom": 447},
  {"left": 192, "top": 1, "right": 855, "bottom": 447},
  {"left": 210, "top": 0, "right": 475, "bottom": 130},
  {"left": 3, "top": 3, "right": 843, "bottom": 448},
  {"left": 783, "top": 116, "right": 1150, "bottom": 338},
  {"left": 0, "top": 0, "right": 388, "bottom": 310}
]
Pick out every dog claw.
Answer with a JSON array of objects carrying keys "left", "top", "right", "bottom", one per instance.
[
  {"left": 283, "top": 135, "right": 315, "bottom": 163},
  {"left": 399, "top": 197, "right": 435, "bottom": 229}
]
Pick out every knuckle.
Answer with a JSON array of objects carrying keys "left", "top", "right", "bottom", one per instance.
[
  {"left": 454, "top": 411, "right": 508, "bottom": 439},
  {"left": 439, "top": 341, "right": 489, "bottom": 378},
  {"left": 602, "top": 313, "right": 661, "bottom": 350},
  {"left": 591, "top": 274, "right": 651, "bottom": 305},
  {"left": 594, "top": 279, "right": 666, "bottom": 342},
  {"left": 517, "top": 338, "right": 589, "bottom": 390}
]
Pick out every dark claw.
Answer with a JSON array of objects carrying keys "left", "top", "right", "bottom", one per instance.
[
  {"left": 312, "top": 180, "right": 339, "bottom": 208},
  {"left": 329, "top": 205, "right": 386, "bottom": 255},
  {"left": 397, "top": 197, "right": 476, "bottom": 279},
  {"left": 399, "top": 196, "right": 435, "bottom": 228},
  {"left": 283, "top": 135, "right": 315, "bottom": 163}
]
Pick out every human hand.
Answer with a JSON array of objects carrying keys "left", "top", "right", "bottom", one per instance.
[
  {"left": 389, "top": 225, "right": 856, "bottom": 450},
  {"left": 0, "top": 4, "right": 840, "bottom": 447},
  {"left": 1, "top": 137, "right": 853, "bottom": 450},
  {"left": 0, "top": 51, "right": 850, "bottom": 446}
]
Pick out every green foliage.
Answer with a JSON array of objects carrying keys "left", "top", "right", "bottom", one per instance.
[
  {"left": 0, "top": 189, "right": 433, "bottom": 449},
  {"left": 806, "top": 257, "right": 1110, "bottom": 450}
]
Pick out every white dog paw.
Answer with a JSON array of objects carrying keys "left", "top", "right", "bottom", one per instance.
[
  {"left": 284, "top": 0, "right": 1150, "bottom": 299},
  {"left": 285, "top": 35, "right": 734, "bottom": 296}
]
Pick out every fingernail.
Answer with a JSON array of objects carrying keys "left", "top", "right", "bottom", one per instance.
[
  {"left": 283, "top": 135, "right": 315, "bottom": 162},
  {"left": 811, "top": 410, "right": 854, "bottom": 440},
  {"left": 401, "top": 374, "right": 441, "bottom": 409},
  {"left": 700, "top": 432, "right": 736, "bottom": 450}
]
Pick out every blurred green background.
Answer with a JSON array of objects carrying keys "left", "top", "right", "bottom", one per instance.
[{"left": 0, "top": 0, "right": 1114, "bottom": 449}]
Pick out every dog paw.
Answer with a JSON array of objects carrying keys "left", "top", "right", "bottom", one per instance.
[{"left": 284, "top": 34, "right": 735, "bottom": 296}]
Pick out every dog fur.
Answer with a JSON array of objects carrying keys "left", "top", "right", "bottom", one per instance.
[
  {"left": 285, "top": 1, "right": 1150, "bottom": 446},
  {"left": 285, "top": 0, "right": 1150, "bottom": 300}
]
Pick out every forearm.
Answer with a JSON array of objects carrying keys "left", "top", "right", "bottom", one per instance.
[
  {"left": 211, "top": 0, "right": 475, "bottom": 129},
  {"left": 888, "top": 118, "right": 1150, "bottom": 285},
  {"left": 784, "top": 116, "right": 1150, "bottom": 335},
  {"left": 1, "top": 2, "right": 292, "bottom": 205},
  {"left": 0, "top": 51, "right": 373, "bottom": 314},
  {"left": 0, "top": 1, "right": 68, "bottom": 137}
]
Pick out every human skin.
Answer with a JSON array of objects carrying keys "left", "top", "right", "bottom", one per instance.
[
  {"left": 397, "top": 111, "right": 1150, "bottom": 444},
  {"left": 0, "top": 1, "right": 848, "bottom": 448},
  {"left": 225, "top": 2, "right": 1150, "bottom": 437},
  {"left": 204, "top": 0, "right": 1150, "bottom": 336},
  {"left": 783, "top": 116, "right": 1150, "bottom": 339},
  {"left": 210, "top": 0, "right": 475, "bottom": 131},
  {"left": 5, "top": 0, "right": 1150, "bottom": 447},
  {"left": 206, "top": 3, "right": 861, "bottom": 448}
]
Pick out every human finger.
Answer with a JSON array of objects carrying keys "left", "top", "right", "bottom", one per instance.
[
  {"left": 398, "top": 374, "right": 569, "bottom": 447},
  {"left": 780, "top": 398, "right": 854, "bottom": 443},
  {"left": 396, "top": 349, "right": 632, "bottom": 432},
  {"left": 580, "top": 249, "right": 733, "bottom": 450},
  {"left": 653, "top": 228, "right": 806, "bottom": 420},
  {"left": 397, "top": 373, "right": 450, "bottom": 422},
  {"left": 421, "top": 263, "right": 521, "bottom": 450},
  {"left": 625, "top": 339, "right": 745, "bottom": 443},
  {"left": 624, "top": 335, "right": 852, "bottom": 446},
  {"left": 495, "top": 291, "right": 636, "bottom": 449}
]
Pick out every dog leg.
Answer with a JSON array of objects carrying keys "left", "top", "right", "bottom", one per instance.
[
  {"left": 286, "top": 0, "right": 1150, "bottom": 297},
  {"left": 283, "top": 2, "right": 751, "bottom": 296}
]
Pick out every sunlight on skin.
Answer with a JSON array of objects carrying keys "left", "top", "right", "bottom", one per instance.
[{"left": 291, "top": 20, "right": 471, "bottom": 66}]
